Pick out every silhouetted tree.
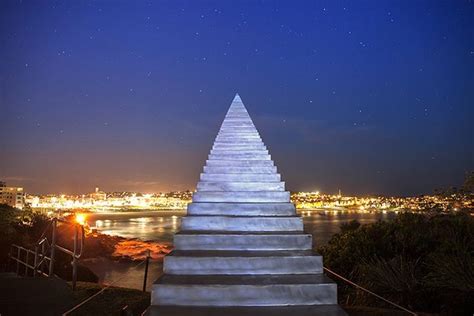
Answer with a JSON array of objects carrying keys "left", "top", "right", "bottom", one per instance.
[{"left": 462, "top": 171, "right": 474, "bottom": 193}]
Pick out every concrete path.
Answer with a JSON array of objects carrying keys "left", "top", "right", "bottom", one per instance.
[{"left": 0, "top": 273, "right": 73, "bottom": 316}]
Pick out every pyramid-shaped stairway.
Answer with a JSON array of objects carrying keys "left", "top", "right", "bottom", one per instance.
[{"left": 147, "top": 94, "right": 346, "bottom": 315}]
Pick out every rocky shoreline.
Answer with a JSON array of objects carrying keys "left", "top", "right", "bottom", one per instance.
[{"left": 82, "top": 230, "right": 172, "bottom": 262}]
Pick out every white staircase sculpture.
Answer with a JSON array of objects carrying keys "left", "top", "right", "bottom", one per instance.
[{"left": 146, "top": 94, "right": 346, "bottom": 315}]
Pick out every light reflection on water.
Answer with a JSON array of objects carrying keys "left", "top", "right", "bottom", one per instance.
[
  {"left": 86, "top": 209, "right": 395, "bottom": 245},
  {"left": 300, "top": 210, "right": 395, "bottom": 245},
  {"left": 87, "top": 210, "right": 185, "bottom": 242}
]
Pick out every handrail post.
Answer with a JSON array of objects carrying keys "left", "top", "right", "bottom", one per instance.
[
  {"left": 49, "top": 218, "right": 57, "bottom": 276},
  {"left": 41, "top": 242, "right": 46, "bottom": 275},
  {"left": 25, "top": 250, "right": 29, "bottom": 276},
  {"left": 16, "top": 247, "right": 20, "bottom": 275},
  {"left": 7, "top": 245, "right": 13, "bottom": 272},
  {"left": 33, "top": 245, "right": 39, "bottom": 277},
  {"left": 142, "top": 250, "right": 151, "bottom": 292},
  {"left": 72, "top": 224, "right": 78, "bottom": 291}
]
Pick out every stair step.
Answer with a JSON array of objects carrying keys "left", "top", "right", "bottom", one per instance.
[
  {"left": 210, "top": 150, "right": 269, "bottom": 155},
  {"left": 220, "top": 118, "right": 254, "bottom": 122},
  {"left": 212, "top": 143, "right": 265, "bottom": 148},
  {"left": 152, "top": 274, "right": 337, "bottom": 306},
  {"left": 216, "top": 133, "right": 262, "bottom": 140},
  {"left": 203, "top": 166, "right": 277, "bottom": 174},
  {"left": 174, "top": 231, "right": 312, "bottom": 250},
  {"left": 221, "top": 123, "right": 255, "bottom": 127},
  {"left": 209, "top": 154, "right": 271, "bottom": 161},
  {"left": 212, "top": 146, "right": 267, "bottom": 151},
  {"left": 216, "top": 134, "right": 261, "bottom": 138},
  {"left": 212, "top": 144, "right": 266, "bottom": 148},
  {"left": 197, "top": 181, "right": 284, "bottom": 191},
  {"left": 199, "top": 173, "right": 281, "bottom": 182},
  {"left": 187, "top": 202, "right": 295, "bottom": 216},
  {"left": 215, "top": 139, "right": 262, "bottom": 143},
  {"left": 218, "top": 132, "right": 260, "bottom": 136},
  {"left": 214, "top": 137, "right": 262, "bottom": 141},
  {"left": 193, "top": 191, "right": 290, "bottom": 203},
  {"left": 205, "top": 160, "right": 274, "bottom": 167},
  {"left": 144, "top": 305, "right": 347, "bottom": 316},
  {"left": 180, "top": 216, "right": 303, "bottom": 231},
  {"left": 218, "top": 128, "right": 261, "bottom": 133},
  {"left": 164, "top": 250, "right": 322, "bottom": 275}
]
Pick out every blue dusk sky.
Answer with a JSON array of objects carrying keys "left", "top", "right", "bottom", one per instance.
[{"left": 0, "top": 1, "right": 473, "bottom": 195}]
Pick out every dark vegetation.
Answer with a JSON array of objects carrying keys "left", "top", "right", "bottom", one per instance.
[
  {"left": 435, "top": 171, "right": 474, "bottom": 197},
  {"left": 0, "top": 204, "right": 99, "bottom": 282},
  {"left": 319, "top": 211, "right": 474, "bottom": 315}
]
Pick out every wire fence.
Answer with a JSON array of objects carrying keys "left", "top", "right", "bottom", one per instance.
[
  {"left": 323, "top": 266, "right": 418, "bottom": 315},
  {"left": 62, "top": 258, "right": 148, "bottom": 315}
]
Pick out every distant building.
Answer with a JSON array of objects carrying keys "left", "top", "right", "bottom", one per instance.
[
  {"left": 90, "top": 187, "right": 106, "bottom": 201},
  {"left": 0, "top": 181, "right": 25, "bottom": 209}
]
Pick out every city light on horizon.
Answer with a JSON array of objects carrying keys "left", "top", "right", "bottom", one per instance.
[{"left": 23, "top": 187, "right": 473, "bottom": 215}]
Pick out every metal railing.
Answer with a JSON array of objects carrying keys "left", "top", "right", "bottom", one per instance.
[
  {"left": 8, "top": 217, "right": 85, "bottom": 290},
  {"left": 324, "top": 266, "right": 418, "bottom": 315},
  {"left": 10, "top": 244, "right": 50, "bottom": 277}
]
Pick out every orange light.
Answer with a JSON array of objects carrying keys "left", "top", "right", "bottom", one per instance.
[{"left": 75, "top": 213, "right": 86, "bottom": 226}]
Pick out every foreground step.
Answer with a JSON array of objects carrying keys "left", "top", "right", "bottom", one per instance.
[
  {"left": 174, "top": 231, "right": 312, "bottom": 250},
  {"left": 212, "top": 141, "right": 265, "bottom": 145},
  {"left": 210, "top": 149, "right": 269, "bottom": 154},
  {"left": 192, "top": 191, "right": 290, "bottom": 203},
  {"left": 187, "top": 202, "right": 296, "bottom": 216},
  {"left": 220, "top": 123, "right": 255, "bottom": 128},
  {"left": 217, "top": 131, "right": 260, "bottom": 136},
  {"left": 208, "top": 153, "right": 271, "bottom": 160},
  {"left": 215, "top": 138, "right": 262, "bottom": 142},
  {"left": 180, "top": 216, "right": 303, "bottom": 231},
  {"left": 205, "top": 160, "right": 274, "bottom": 167},
  {"left": 212, "top": 146, "right": 268, "bottom": 151},
  {"left": 196, "top": 181, "right": 284, "bottom": 191},
  {"left": 212, "top": 141, "right": 265, "bottom": 146},
  {"left": 199, "top": 173, "right": 281, "bottom": 182},
  {"left": 151, "top": 274, "right": 337, "bottom": 306},
  {"left": 210, "top": 145, "right": 268, "bottom": 154},
  {"left": 163, "top": 250, "right": 322, "bottom": 275},
  {"left": 207, "top": 155, "right": 272, "bottom": 162},
  {"left": 216, "top": 135, "right": 261, "bottom": 139},
  {"left": 203, "top": 166, "right": 277, "bottom": 174},
  {"left": 210, "top": 149, "right": 269, "bottom": 155},
  {"left": 144, "top": 305, "right": 347, "bottom": 316}
]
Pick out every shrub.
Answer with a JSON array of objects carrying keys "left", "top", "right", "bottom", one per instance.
[{"left": 318, "top": 211, "right": 474, "bottom": 314}]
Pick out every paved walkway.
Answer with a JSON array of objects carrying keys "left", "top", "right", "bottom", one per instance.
[{"left": 0, "top": 273, "right": 73, "bottom": 316}]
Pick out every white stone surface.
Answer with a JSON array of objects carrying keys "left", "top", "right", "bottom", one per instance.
[
  {"left": 174, "top": 233, "right": 313, "bottom": 251},
  {"left": 163, "top": 252, "right": 323, "bottom": 275},
  {"left": 196, "top": 181, "right": 284, "bottom": 191},
  {"left": 180, "top": 216, "right": 303, "bottom": 231},
  {"left": 192, "top": 191, "right": 290, "bottom": 203},
  {"left": 187, "top": 202, "right": 295, "bottom": 216}
]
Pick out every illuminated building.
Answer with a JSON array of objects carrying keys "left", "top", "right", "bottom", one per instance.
[
  {"left": 0, "top": 181, "right": 25, "bottom": 209},
  {"left": 90, "top": 187, "right": 107, "bottom": 201}
]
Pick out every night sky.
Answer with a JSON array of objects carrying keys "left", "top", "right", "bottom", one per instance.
[{"left": 1, "top": 1, "right": 473, "bottom": 196}]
